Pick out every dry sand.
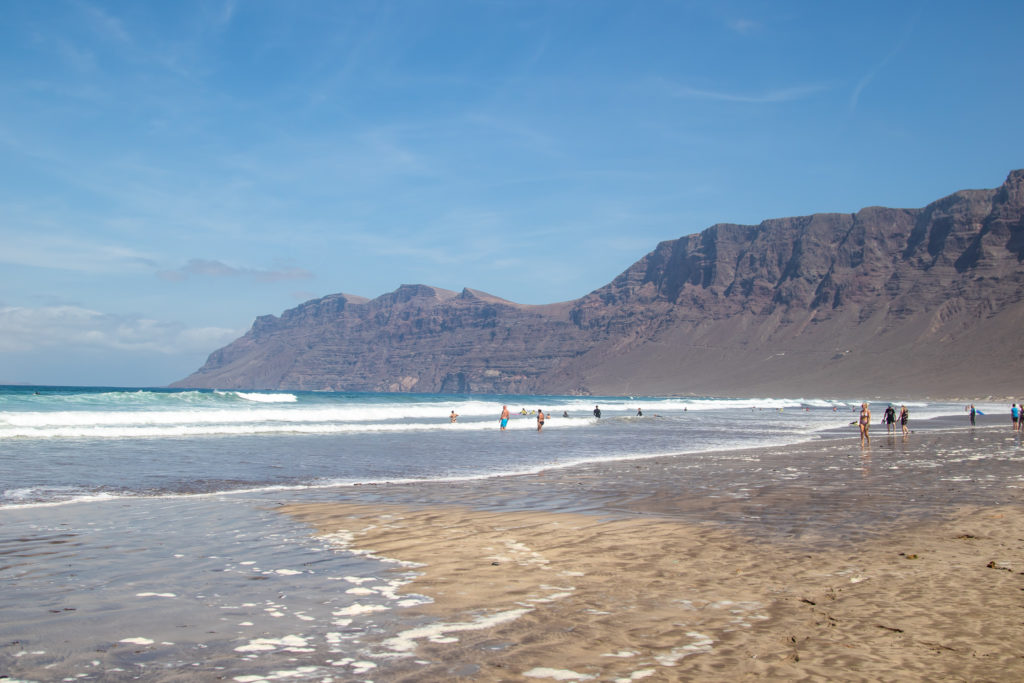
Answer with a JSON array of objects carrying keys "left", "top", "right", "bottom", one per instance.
[{"left": 283, "top": 499, "right": 1024, "bottom": 681}]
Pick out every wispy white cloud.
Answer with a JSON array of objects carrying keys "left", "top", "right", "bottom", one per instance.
[
  {"left": 0, "top": 232, "right": 158, "bottom": 273},
  {"left": 665, "top": 81, "right": 828, "bottom": 104},
  {"left": 849, "top": 6, "right": 921, "bottom": 112},
  {"left": 157, "top": 258, "right": 314, "bottom": 283},
  {"left": 75, "top": 0, "right": 132, "bottom": 45},
  {"left": 51, "top": 36, "right": 98, "bottom": 72},
  {"left": 0, "top": 305, "right": 240, "bottom": 354},
  {"left": 0, "top": 218, "right": 313, "bottom": 285},
  {"left": 218, "top": 0, "right": 238, "bottom": 26},
  {"left": 356, "top": 127, "right": 431, "bottom": 176},
  {"left": 728, "top": 18, "right": 759, "bottom": 35},
  {"left": 344, "top": 231, "right": 463, "bottom": 266},
  {"left": 463, "top": 112, "right": 560, "bottom": 157}
]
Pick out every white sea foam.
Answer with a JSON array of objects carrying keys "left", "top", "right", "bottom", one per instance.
[
  {"left": 234, "top": 634, "right": 309, "bottom": 653},
  {"left": 233, "top": 667, "right": 320, "bottom": 682},
  {"left": 523, "top": 667, "right": 596, "bottom": 680},
  {"left": 0, "top": 389, "right": 972, "bottom": 444},
  {"left": 0, "top": 414, "right": 592, "bottom": 439},
  {"left": 383, "top": 608, "right": 532, "bottom": 653},
  {"left": 344, "top": 575, "right": 376, "bottom": 584},
  {"left": 333, "top": 603, "right": 391, "bottom": 617},
  {"left": 218, "top": 391, "right": 298, "bottom": 403}
]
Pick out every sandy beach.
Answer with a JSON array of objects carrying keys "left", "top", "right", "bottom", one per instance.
[
  {"left": 3, "top": 405, "right": 1022, "bottom": 682},
  {"left": 284, "top": 422, "right": 1024, "bottom": 681}
]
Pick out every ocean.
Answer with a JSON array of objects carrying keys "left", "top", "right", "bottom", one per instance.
[
  {"left": 0, "top": 386, "right": 1010, "bottom": 681},
  {"left": 0, "top": 387, "right": 906, "bottom": 508}
]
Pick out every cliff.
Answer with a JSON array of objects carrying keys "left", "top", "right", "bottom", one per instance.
[{"left": 172, "top": 171, "right": 1024, "bottom": 398}]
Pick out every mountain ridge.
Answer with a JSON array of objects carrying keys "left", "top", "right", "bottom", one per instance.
[{"left": 172, "top": 171, "right": 1024, "bottom": 398}]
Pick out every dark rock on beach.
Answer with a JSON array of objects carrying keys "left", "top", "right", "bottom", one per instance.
[{"left": 172, "top": 171, "right": 1024, "bottom": 397}]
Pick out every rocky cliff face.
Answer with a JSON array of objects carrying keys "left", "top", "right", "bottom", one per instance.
[
  {"left": 177, "top": 286, "right": 592, "bottom": 394},
  {"left": 173, "top": 171, "right": 1024, "bottom": 398}
]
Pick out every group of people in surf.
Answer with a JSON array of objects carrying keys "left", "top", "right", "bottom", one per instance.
[
  {"left": 858, "top": 402, "right": 909, "bottom": 446},
  {"left": 967, "top": 402, "right": 1024, "bottom": 431},
  {"left": 461, "top": 399, "right": 1020, "bottom": 446},
  {"left": 493, "top": 404, "right": 603, "bottom": 432}
]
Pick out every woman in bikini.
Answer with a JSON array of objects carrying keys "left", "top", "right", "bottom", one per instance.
[{"left": 859, "top": 402, "right": 871, "bottom": 447}]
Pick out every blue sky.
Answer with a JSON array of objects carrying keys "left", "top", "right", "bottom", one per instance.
[{"left": 1, "top": 1, "right": 1022, "bottom": 387}]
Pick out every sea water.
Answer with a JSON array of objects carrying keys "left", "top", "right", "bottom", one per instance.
[
  {"left": 0, "top": 386, "right": 1008, "bottom": 681},
  {"left": 0, "top": 386, "right": 963, "bottom": 507}
]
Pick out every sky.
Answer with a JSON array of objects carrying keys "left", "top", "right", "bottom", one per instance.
[{"left": 2, "top": 0, "right": 1023, "bottom": 387}]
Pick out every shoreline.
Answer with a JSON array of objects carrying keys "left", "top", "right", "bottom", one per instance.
[
  {"left": 3, "top": 409, "right": 1003, "bottom": 518},
  {"left": 285, "top": 413, "right": 1020, "bottom": 543},
  {"left": 282, "top": 418, "right": 1024, "bottom": 681}
]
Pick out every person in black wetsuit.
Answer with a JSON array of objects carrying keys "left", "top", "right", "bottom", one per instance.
[{"left": 593, "top": 405, "right": 601, "bottom": 418}]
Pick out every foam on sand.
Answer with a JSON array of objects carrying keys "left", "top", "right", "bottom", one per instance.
[
  {"left": 233, "top": 634, "right": 310, "bottom": 653},
  {"left": 384, "top": 608, "right": 533, "bottom": 653},
  {"left": 523, "top": 667, "right": 596, "bottom": 680}
]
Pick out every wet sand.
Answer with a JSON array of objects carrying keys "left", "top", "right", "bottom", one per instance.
[{"left": 284, "top": 421, "right": 1024, "bottom": 681}]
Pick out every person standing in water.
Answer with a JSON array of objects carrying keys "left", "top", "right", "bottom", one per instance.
[
  {"left": 899, "top": 404, "right": 909, "bottom": 436},
  {"left": 883, "top": 405, "right": 896, "bottom": 434},
  {"left": 593, "top": 405, "right": 601, "bottom": 418},
  {"left": 969, "top": 404, "right": 976, "bottom": 426},
  {"left": 449, "top": 410, "right": 458, "bottom": 423},
  {"left": 859, "top": 402, "right": 871, "bottom": 447},
  {"left": 499, "top": 405, "right": 510, "bottom": 431},
  {"left": 536, "top": 409, "right": 545, "bottom": 432}
]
